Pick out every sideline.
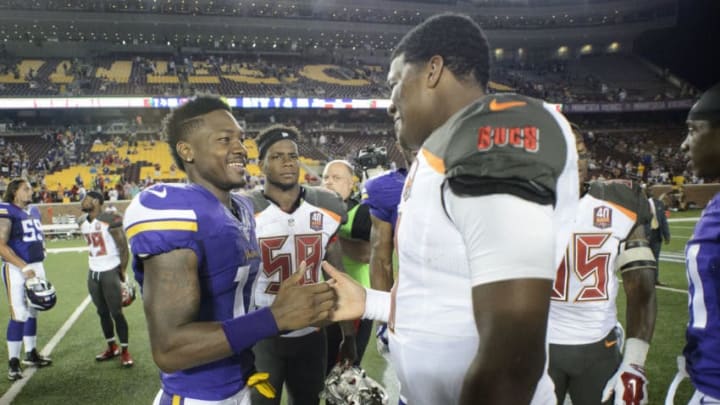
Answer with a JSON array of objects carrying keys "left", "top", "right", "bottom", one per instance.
[
  {"left": 0, "top": 296, "right": 92, "bottom": 404},
  {"left": 667, "top": 217, "right": 700, "bottom": 223}
]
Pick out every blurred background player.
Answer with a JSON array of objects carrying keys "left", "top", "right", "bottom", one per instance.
[
  {"left": 677, "top": 82, "right": 720, "bottom": 405},
  {"left": 323, "top": 12, "right": 579, "bottom": 404},
  {"left": 363, "top": 143, "right": 416, "bottom": 354},
  {"left": 0, "top": 178, "right": 52, "bottom": 380},
  {"left": 644, "top": 186, "right": 671, "bottom": 286},
  {"left": 547, "top": 129, "right": 657, "bottom": 405},
  {"left": 123, "top": 97, "right": 338, "bottom": 405},
  {"left": 246, "top": 125, "right": 355, "bottom": 405},
  {"left": 78, "top": 190, "right": 133, "bottom": 367},
  {"left": 322, "top": 159, "right": 374, "bottom": 371}
]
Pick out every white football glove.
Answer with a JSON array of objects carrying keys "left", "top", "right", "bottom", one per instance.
[
  {"left": 24, "top": 276, "right": 41, "bottom": 289},
  {"left": 21, "top": 264, "right": 38, "bottom": 279},
  {"left": 602, "top": 338, "right": 650, "bottom": 405},
  {"left": 376, "top": 323, "right": 389, "bottom": 357}
]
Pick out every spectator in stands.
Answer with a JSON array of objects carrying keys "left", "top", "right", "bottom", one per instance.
[{"left": 107, "top": 187, "right": 119, "bottom": 202}]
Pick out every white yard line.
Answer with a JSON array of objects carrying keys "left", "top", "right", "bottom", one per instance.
[
  {"left": 0, "top": 296, "right": 92, "bottom": 404},
  {"left": 656, "top": 285, "right": 688, "bottom": 294},
  {"left": 45, "top": 247, "right": 89, "bottom": 254},
  {"left": 668, "top": 218, "right": 700, "bottom": 223}
]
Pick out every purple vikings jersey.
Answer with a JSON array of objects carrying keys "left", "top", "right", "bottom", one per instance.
[
  {"left": 0, "top": 203, "right": 45, "bottom": 263},
  {"left": 685, "top": 193, "right": 720, "bottom": 399},
  {"left": 124, "top": 183, "right": 261, "bottom": 401},
  {"left": 361, "top": 168, "right": 407, "bottom": 232}
]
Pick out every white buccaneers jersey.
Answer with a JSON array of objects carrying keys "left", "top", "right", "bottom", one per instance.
[
  {"left": 388, "top": 95, "right": 579, "bottom": 405},
  {"left": 246, "top": 187, "right": 345, "bottom": 336},
  {"left": 78, "top": 212, "right": 123, "bottom": 271},
  {"left": 548, "top": 180, "right": 651, "bottom": 345}
]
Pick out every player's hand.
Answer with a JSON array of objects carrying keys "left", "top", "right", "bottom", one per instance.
[
  {"left": 24, "top": 276, "right": 41, "bottom": 290},
  {"left": 602, "top": 362, "right": 649, "bottom": 405},
  {"left": 376, "top": 323, "right": 390, "bottom": 356},
  {"left": 21, "top": 264, "right": 37, "bottom": 280},
  {"left": 271, "top": 261, "right": 337, "bottom": 331},
  {"left": 322, "top": 261, "right": 366, "bottom": 321}
]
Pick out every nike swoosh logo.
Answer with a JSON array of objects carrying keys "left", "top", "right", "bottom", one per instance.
[
  {"left": 604, "top": 339, "right": 618, "bottom": 348},
  {"left": 489, "top": 99, "right": 527, "bottom": 111},
  {"left": 146, "top": 187, "right": 167, "bottom": 198}
]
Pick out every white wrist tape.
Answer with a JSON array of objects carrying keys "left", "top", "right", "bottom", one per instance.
[
  {"left": 623, "top": 338, "right": 650, "bottom": 366},
  {"left": 363, "top": 288, "right": 391, "bottom": 323},
  {"left": 21, "top": 265, "right": 34, "bottom": 274}
]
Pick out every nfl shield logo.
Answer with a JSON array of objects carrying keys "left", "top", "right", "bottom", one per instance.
[
  {"left": 310, "top": 211, "right": 323, "bottom": 231},
  {"left": 593, "top": 206, "right": 612, "bottom": 229}
]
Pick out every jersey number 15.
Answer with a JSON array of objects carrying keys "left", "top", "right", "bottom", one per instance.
[{"left": 552, "top": 233, "right": 611, "bottom": 302}]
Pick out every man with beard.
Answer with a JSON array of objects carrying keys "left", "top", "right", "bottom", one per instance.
[
  {"left": 78, "top": 190, "right": 133, "bottom": 367},
  {"left": 0, "top": 178, "right": 53, "bottom": 380}
]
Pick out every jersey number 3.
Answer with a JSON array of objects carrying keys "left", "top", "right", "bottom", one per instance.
[
  {"left": 260, "top": 234, "right": 323, "bottom": 294},
  {"left": 552, "top": 233, "right": 611, "bottom": 302}
]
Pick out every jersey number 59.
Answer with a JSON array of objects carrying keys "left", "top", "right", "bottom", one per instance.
[{"left": 21, "top": 219, "right": 44, "bottom": 242}]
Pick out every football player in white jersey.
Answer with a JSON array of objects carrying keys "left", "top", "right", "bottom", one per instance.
[
  {"left": 547, "top": 130, "right": 657, "bottom": 405},
  {"left": 78, "top": 190, "right": 134, "bottom": 367},
  {"left": 245, "top": 125, "right": 355, "bottom": 405},
  {"left": 322, "top": 13, "right": 579, "bottom": 405}
]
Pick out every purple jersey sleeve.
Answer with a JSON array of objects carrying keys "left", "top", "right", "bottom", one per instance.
[
  {"left": 123, "top": 185, "right": 202, "bottom": 262},
  {"left": 362, "top": 168, "right": 406, "bottom": 228}
]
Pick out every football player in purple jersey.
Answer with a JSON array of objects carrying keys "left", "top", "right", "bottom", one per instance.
[
  {"left": 0, "top": 179, "right": 53, "bottom": 381},
  {"left": 123, "top": 96, "right": 337, "bottom": 405},
  {"left": 678, "top": 82, "right": 720, "bottom": 405}
]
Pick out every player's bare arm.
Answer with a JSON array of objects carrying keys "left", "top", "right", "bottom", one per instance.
[
  {"left": 621, "top": 225, "right": 657, "bottom": 343},
  {"left": 460, "top": 279, "right": 552, "bottom": 405},
  {"left": 109, "top": 225, "right": 129, "bottom": 282},
  {"left": 142, "top": 248, "right": 235, "bottom": 373},
  {"left": 143, "top": 249, "right": 337, "bottom": 373},
  {"left": 326, "top": 237, "right": 358, "bottom": 362},
  {"left": 0, "top": 217, "right": 30, "bottom": 274},
  {"left": 369, "top": 214, "right": 394, "bottom": 292},
  {"left": 269, "top": 260, "right": 338, "bottom": 330}
]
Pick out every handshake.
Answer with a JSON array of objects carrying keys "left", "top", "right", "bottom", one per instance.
[{"left": 269, "top": 261, "right": 366, "bottom": 331}]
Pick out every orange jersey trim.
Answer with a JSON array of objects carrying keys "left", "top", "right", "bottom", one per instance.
[
  {"left": 320, "top": 208, "right": 342, "bottom": 224},
  {"left": 421, "top": 148, "right": 445, "bottom": 174},
  {"left": 606, "top": 201, "right": 637, "bottom": 223}
]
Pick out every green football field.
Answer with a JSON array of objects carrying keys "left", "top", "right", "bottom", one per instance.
[{"left": 0, "top": 210, "right": 703, "bottom": 404}]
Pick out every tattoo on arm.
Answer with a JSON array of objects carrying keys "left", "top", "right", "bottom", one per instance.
[
  {"left": 109, "top": 227, "right": 129, "bottom": 276},
  {"left": 0, "top": 218, "right": 25, "bottom": 268}
]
